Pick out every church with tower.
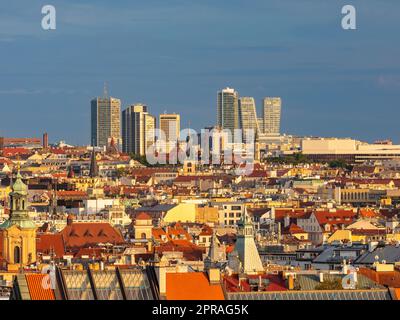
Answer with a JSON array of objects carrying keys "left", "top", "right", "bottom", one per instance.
[
  {"left": 0, "top": 170, "right": 37, "bottom": 271},
  {"left": 228, "top": 208, "right": 264, "bottom": 275}
]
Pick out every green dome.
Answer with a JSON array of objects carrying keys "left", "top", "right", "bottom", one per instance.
[{"left": 12, "top": 172, "right": 28, "bottom": 195}]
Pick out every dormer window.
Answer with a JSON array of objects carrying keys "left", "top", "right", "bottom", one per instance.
[{"left": 84, "top": 230, "right": 93, "bottom": 237}]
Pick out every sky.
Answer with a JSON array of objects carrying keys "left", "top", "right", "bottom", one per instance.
[{"left": 0, "top": 0, "right": 399, "bottom": 145}]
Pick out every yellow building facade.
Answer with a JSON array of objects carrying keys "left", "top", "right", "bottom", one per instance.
[{"left": 0, "top": 171, "right": 37, "bottom": 271}]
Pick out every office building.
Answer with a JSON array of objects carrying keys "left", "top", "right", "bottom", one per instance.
[
  {"left": 159, "top": 113, "right": 180, "bottom": 153},
  {"left": 301, "top": 138, "right": 400, "bottom": 163},
  {"left": 217, "top": 87, "right": 239, "bottom": 133},
  {"left": 0, "top": 137, "right": 42, "bottom": 150},
  {"left": 122, "top": 104, "right": 156, "bottom": 156},
  {"left": 91, "top": 96, "right": 121, "bottom": 148},
  {"left": 239, "top": 97, "right": 260, "bottom": 142},
  {"left": 263, "top": 97, "right": 282, "bottom": 136}
]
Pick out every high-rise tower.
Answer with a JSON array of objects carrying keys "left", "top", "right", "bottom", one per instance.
[
  {"left": 217, "top": 87, "right": 239, "bottom": 133},
  {"left": 122, "top": 104, "right": 156, "bottom": 156},
  {"left": 91, "top": 90, "right": 121, "bottom": 148},
  {"left": 263, "top": 97, "right": 282, "bottom": 136},
  {"left": 239, "top": 97, "right": 260, "bottom": 143},
  {"left": 159, "top": 113, "right": 180, "bottom": 153}
]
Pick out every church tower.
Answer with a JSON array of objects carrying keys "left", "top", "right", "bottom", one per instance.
[
  {"left": 231, "top": 208, "right": 264, "bottom": 275},
  {"left": 89, "top": 147, "right": 99, "bottom": 178},
  {"left": 0, "top": 170, "right": 37, "bottom": 271}
]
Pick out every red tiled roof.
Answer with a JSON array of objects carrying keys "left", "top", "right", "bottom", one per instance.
[
  {"left": 52, "top": 172, "right": 68, "bottom": 178},
  {"left": 156, "top": 240, "right": 205, "bottom": 261},
  {"left": 152, "top": 228, "right": 169, "bottom": 242},
  {"left": 60, "top": 222, "right": 125, "bottom": 249},
  {"left": 56, "top": 191, "right": 88, "bottom": 198},
  {"left": 0, "top": 158, "right": 13, "bottom": 165},
  {"left": 25, "top": 274, "right": 56, "bottom": 300},
  {"left": 274, "top": 208, "right": 311, "bottom": 220},
  {"left": 1, "top": 148, "right": 31, "bottom": 156},
  {"left": 166, "top": 272, "right": 224, "bottom": 300},
  {"left": 224, "top": 274, "right": 287, "bottom": 292},
  {"left": 314, "top": 210, "right": 356, "bottom": 226},
  {"left": 359, "top": 267, "right": 400, "bottom": 288},
  {"left": 284, "top": 223, "right": 307, "bottom": 235},
  {"left": 199, "top": 225, "right": 213, "bottom": 236},
  {"left": 49, "top": 148, "right": 67, "bottom": 155},
  {"left": 136, "top": 212, "right": 151, "bottom": 220},
  {"left": 36, "top": 233, "right": 66, "bottom": 257},
  {"left": 359, "top": 208, "right": 378, "bottom": 218},
  {"left": 350, "top": 229, "right": 386, "bottom": 235},
  {"left": 131, "top": 168, "right": 175, "bottom": 176}
]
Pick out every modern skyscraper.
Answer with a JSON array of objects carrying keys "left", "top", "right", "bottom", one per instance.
[
  {"left": 91, "top": 96, "right": 121, "bottom": 148},
  {"left": 122, "top": 104, "right": 156, "bottom": 156},
  {"left": 239, "top": 97, "right": 260, "bottom": 142},
  {"left": 217, "top": 87, "right": 239, "bottom": 133},
  {"left": 159, "top": 113, "right": 180, "bottom": 153},
  {"left": 263, "top": 97, "right": 282, "bottom": 136}
]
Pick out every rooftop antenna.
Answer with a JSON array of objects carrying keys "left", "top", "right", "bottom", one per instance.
[{"left": 103, "top": 82, "right": 108, "bottom": 98}]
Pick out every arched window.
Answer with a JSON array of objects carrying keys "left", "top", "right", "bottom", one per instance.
[
  {"left": 141, "top": 232, "right": 147, "bottom": 239},
  {"left": 14, "top": 246, "right": 21, "bottom": 264}
]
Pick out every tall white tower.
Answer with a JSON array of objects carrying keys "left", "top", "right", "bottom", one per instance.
[{"left": 233, "top": 208, "right": 264, "bottom": 274}]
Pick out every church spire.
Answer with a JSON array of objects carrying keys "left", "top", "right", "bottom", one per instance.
[
  {"left": 232, "top": 207, "right": 264, "bottom": 275},
  {"left": 89, "top": 147, "right": 99, "bottom": 178},
  {"left": 0, "top": 165, "right": 36, "bottom": 229}
]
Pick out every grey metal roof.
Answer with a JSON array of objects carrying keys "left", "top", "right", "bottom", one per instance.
[
  {"left": 312, "top": 245, "right": 367, "bottom": 264},
  {"left": 297, "top": 273, "right": 384, "bottom": 291},
  {"left": 227, "top": 290, "right": 391, "bottom": 300},
  {"left": 355, "top": 245, "right": 400, "bottom": 264}
]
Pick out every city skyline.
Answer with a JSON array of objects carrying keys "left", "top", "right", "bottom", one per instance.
[
  {"left": 2, "top": 0, "right": 400, "bottom": 304},
  {"left": 0, "top": 0, "right": 399, "bottom": 144}
]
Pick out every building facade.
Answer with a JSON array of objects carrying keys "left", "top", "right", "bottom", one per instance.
[
  {"left": 263, "top": 97, "right": 281, "bottom": 136},
  {"left": 239, "top": 97, "right": 260, "bottom": 142},
  {"left": 122, "top": 104, "right": 156, "bottom": 156},
  {"left": 217, "top": 87, "right": 239, "bottom": 134},
  {"left": 91, "top": 97, "right": 121, "bottom": 148},
  {"left": 159, "top": 114, "right": 180, "bottom": 153}
]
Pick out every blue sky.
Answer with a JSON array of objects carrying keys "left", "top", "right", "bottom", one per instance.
[{"left": 0, "top": 0, "right": 399, "bottom": 145}]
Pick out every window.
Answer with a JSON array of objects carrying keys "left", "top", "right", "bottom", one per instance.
[{"left": 14, "top": 246, "right": 21, "bottom": 264}]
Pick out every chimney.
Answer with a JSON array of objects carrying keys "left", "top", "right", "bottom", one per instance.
[
  {"left": 284, "top": 215, "right": 290, "bottom": 228},
  {"left": 147, "top": 240, "right": 153, "bottom": 252},
  {"left": 155, "top": 261, "right": 168, "bottom": 297},
  {"left": 67, "top": 214, "right": 74, "bottom": 226},
  {"left": 288, "top": 274, "right": 295, "bottom": 290},
  {"left": 270, "top": 207, "right": 276, "bottom": 220},
  {"left": 207, "top": 268, "right": 221, "bottom": 285},
  {"left": 43, "top": 132, "right": 49, "bottom": 149}
]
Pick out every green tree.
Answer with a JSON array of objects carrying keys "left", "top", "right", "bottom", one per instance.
[{"left": 315, "top": 279, "right": 343, "bottom": 290}]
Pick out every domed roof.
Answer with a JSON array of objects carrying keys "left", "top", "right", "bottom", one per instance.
[{"left": 12, "top": 171, "right": 28, "bottom": 195}]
